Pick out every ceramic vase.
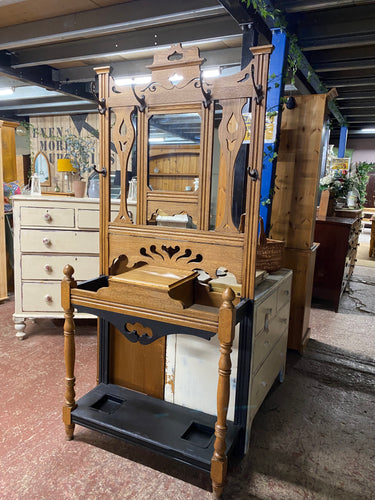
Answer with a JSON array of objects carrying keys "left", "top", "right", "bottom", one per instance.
[{"left": 73, "top": 179, "right": 86, "bottom": 198}]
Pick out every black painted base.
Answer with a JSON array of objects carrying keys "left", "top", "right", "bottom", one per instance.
[{"left": 71, "top": 383, "right": 242, "bottom": 471}]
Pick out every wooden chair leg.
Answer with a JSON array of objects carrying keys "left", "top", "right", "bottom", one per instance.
[
  {"left": 62, "top": 265, "right": 77, "bottom": 441},
  {"left": 211, "top": 287, "right": 236, "bottom": 498}
]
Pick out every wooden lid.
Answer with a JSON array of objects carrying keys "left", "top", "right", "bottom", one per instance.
[{"left": 109, "top": 265, "right": 198, "bottom": 291}]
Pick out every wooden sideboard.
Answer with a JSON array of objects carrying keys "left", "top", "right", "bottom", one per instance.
[{"left": 312, "top": 214, "right": 362, "bottom": 311}]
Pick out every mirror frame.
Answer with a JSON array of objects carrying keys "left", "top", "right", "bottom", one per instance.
[{"left": 33, "top": 151, "right": 51, "bottom": 187}]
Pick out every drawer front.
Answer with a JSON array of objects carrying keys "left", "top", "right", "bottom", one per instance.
[
  {"left": 20, "top": 229, "right": 99, "bottom": 254},
  {"left": 276, "top": 276, "right": 292, "bottom": 312},
  {"left": 21, "top": 254, "right": 99, "bottom": 281},
  {"left": 77, "top": 209, "right": 99, "bottom": 229},
  {"left": 254, "top": 292, "right": 277, "bottom": 337},
  {"left": 20, "top": 207, "right": 75, "bottom": 228},
  {"left": 249, "top": 332, "right": 288, "bottom": 420},
  {"left": 22, "top": 282, "right": 63, "bottom": 312},
  {"left": 252, "top": 301, "right": 290, "bottom": 375}
]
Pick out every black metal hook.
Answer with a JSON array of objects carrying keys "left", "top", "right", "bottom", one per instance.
[
  {"left": 198, "top": 73, "right": 212, "bottom": 109},
  {"left": 247, "top": 166, "right": 259, "bottom": 181},
  {"left": 131, "top": 84, "right": 146, "bottom": 113},
  {"left": 286, "top": 96, "right": 296, "bottom": 109},
  {"left": 90, "top": 81, "right": 107, "bottom": 114},
  {"left": 93, "top": 165, "right": 107, "bottom": 177},
  {"left": 251, "top": 64, "right": 264, "bottom": 105}
]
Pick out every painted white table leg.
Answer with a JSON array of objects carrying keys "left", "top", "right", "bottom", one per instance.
[{"left": 14, "top": 317, "right": 27, "bottom": 340}]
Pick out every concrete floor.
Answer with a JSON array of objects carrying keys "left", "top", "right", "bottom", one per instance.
[{"left": 0, "top": 263, "right": 374, "bottom": 499}]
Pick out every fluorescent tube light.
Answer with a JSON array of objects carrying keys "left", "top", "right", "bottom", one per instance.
[
  {"left": 0, "top": 87, "right": 14, "bottom": 96},
  {"left": 360, "top": 128, "right": 375, "bottom": 133},
  {"left": 114, "top": 76, "right": 151, "bottom": 86},
  {"left": 202, "top": 68, "right": 220, "bottom": 78},
  {"left": 149, "top": 137, "right": 165, "bottom": 143}
]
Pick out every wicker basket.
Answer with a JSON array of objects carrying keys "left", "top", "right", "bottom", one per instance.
[{"left": 256, "top": 217, "right": 285, "bottom": 272}]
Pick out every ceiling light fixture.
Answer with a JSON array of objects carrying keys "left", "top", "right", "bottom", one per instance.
[{"left": 360, "top": 128, "right": 375, "bottom": 133}]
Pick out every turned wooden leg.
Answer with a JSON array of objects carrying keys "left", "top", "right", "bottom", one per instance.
[
  {"left": 62, "top": 265, "right": 77, "bottom": 441},
  {"left": 14, "top": 317, "right": 27, "bottom": 340},
  {"left": 211, "top": 287, "right": 236, "bottom": 498}
]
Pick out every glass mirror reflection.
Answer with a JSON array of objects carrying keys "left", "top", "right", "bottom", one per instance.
[{"left": 148, "top": 113, "right": 201, "bottom": 192}]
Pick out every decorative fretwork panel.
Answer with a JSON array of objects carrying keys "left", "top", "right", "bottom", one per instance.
[
  {"left": 111, "top": 107, "right": 136, "bottom": 225},
  {"left": 108, "top": 230, "right": 244, "bottom": 283}
]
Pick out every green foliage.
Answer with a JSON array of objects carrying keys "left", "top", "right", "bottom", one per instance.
[
  {"left": 319, "top": 173, "right": 352, "bottom": 199},
  {"left": 320, "top": 162, "right": 375, "bottom": 207},
  {"left": 261, "top": 176, "right": 279, "bottom": 206},
  {"left": 240, "top": 0, "right": 321, "bottom": 91},
  {"left": 64, "top": 131, "right": 96, "bottom": 178},
  {"left": 351, "top": 161, "right": 375, "bottom": 207}
]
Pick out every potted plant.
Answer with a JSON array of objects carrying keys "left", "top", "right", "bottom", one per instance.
[
  {"left": 320, "top": 161, "right": 375, "bottom": 209},
  {"left": 349, "top": 161, "right": 375, "bottom": 207},
  {"left": 319, "top": 169, "right": 352, "bottom": 209},
  {"left": 64, "top": 131, "right": 96, "bottom": 197}
]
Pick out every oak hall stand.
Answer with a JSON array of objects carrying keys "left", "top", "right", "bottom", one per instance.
[{"left": 62, "top": 44, "right": 272, "bottom": 497}]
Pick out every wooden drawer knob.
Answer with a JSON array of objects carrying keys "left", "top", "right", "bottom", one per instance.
[
  {"left": 43, "top": 213, "right": 52, "bottom": 221},
  {"left": 42, "top": 238, "right": 51, "bottom": 246},
  {"left": 44, "top": 295, "right": 53, "bottom": 303},
  {"left": 44, "top": 264, "right": 52, "bottom": 272}
]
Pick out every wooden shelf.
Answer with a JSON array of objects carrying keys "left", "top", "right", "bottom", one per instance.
[{"left": 71, "top": 383, "right": 241, "bottom": 471}]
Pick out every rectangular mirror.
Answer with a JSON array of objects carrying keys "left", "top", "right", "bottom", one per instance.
[{"left": 148, "top": 113, "right": 201, "bottom": 193}]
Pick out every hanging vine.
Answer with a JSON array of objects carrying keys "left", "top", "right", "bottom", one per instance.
[{"left": 241, "top": 0, "right": 326, "bottom": 90}]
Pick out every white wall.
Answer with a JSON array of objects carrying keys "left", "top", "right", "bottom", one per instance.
[{"left": 347, "top": 138, "right": 375, "bottom": 164}]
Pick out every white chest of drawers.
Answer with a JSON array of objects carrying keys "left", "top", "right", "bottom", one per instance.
[
  {"left": 12, "top": 195, "right": 101, "bottom": 339},
  {"left": 245, "top": 269, "right": 292, "bottom": 451},
  {"left": 164, "top": 269, "right": 292, "bottom": 452}
]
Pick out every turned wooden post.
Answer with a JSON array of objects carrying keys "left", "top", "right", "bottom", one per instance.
[
  {"left": 61, "top": 264, "right": 77, "bottom": 441},
  {"left": 211, "top": 287, "right": 236, "bottom": 498}
]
